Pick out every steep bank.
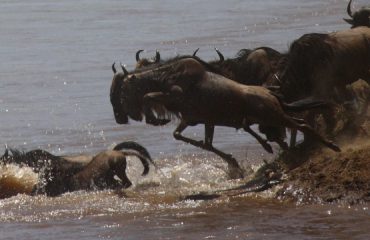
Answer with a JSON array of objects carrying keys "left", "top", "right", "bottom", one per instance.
[{"left": 276, "top": 136, "right": 370, "bottom": 205}]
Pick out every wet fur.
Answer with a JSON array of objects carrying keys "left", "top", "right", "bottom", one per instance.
[{"left": 0, "top": 141, "right": 154, "bottom": 196}]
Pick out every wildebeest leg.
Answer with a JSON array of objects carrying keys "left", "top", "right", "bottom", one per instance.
[
  {"left": 173, "top": 121, "right": 244, "bottom": 178},
  {"left": 282, "top": 115, "right": 341, "bottom": 152},
  {"left": 289, "top": 117, "right": 305, "bottom": 147},
  {"left": 204, "top": 124, "right": 215, "bottom": 147},
  {"left": 243, "top": 125, "right": 273, "bottom": 153},
  {"left": 143, "top": 92, "right": 171, "bottom": 126},
  {"left": 289, "top": 129, "right": 297, "bottom": 147}
]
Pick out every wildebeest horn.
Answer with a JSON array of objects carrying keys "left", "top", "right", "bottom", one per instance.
[
  {"left": 347, "top": 0, "right": 353, "bottom": 17},
  {"left": 112, "top": 62, "right": 117, "bottom": 74},
  {"left": 193, "top": 48, "right": 200, "bottom": 56},
  {"left": 136, "top": 49, "right": 144, "bottom": 62},
  {"left": 214, "top": 48, "right": 224, "bottom": 62},
  {"left": 120, "top": 62, "right": 129, "bottom": 75},
  {"left": 154, "top": 50, "right": 160, "bottom": 63}
]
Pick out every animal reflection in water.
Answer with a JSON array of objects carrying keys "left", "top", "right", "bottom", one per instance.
[
  {"left": 110, "top": 56, "right": 341, "bottom": 177},
  {"left": 0, "top": 141, "right": 154, "bottom": 197}
]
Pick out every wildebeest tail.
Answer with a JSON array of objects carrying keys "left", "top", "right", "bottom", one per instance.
[
  {"left": 113, "top": 141, "right": 156, "bottom": 175},
  {"left": 281, "top": 98, "right": 330, "bottom": 112}
]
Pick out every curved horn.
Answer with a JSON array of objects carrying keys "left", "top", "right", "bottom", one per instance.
[
  {"left": 154, "top": 50, "right": 161, "bottom": 63},
  {"left": 120, "top": 62, "right": 129, "bottom": 76},
  {"left": 136, "top": 49, "right": 144, "bottom": 62},
  {"left": 347, "top": 0, "right": 353, "bottom": 17},
  {"left": 112, "top": 62, "right": 117, "bottom": 74},
  {"left": 214, "top": 48, "right": 225, "bottom": 62},
  {"left": 193, "top": 48, "right": 200, "bottom": 56}
]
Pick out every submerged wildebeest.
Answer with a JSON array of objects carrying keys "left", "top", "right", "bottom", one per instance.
[
  {"left": 344, "top": 0, "right": 370, "bottom": 28},
  {"left": 110, "top": 56, "right": 341, "bottom": 176},
  {"left": 0, "top": 141, "right": 154, "bottom": 196},
  {"left": 274, "top": 26, "right": 370, "bottom": 136}
]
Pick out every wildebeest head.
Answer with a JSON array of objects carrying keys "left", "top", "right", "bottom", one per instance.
[
  {"left": 196, "top": 47, "right": 282, "bottom": 86},
  {"left": 344, "top": 0, "right": 370, "bottom": 28},
  {"left": 111, "top": 62, "right": 159, "bottom": 124},
  {"left": 135, "top": 50, "right": 161, "bottom": 69},
  {"left": 110, "top": 63, "right": 131, "bottom": 124}
]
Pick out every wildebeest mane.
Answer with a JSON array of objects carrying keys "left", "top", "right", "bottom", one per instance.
[
  {"left": 123, "top": 55, "right": 223, "bottom": 122},
  {"left": 280, "top": 33, "right": 334, "bottom": 100},
  {"left": 2, "top": 148, "right": 59, "bottom": 167}
]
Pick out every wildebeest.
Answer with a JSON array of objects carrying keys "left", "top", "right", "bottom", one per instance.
[
  {"left": 110, "top": 56, "right": 341, "bottom": 176},
  {"left": 134, "top": 48, "right": 289, "bottom": 150},
  {"left": 0, "top": 141, "right": 154, "bottom": 196},
  {"left": 199, "top": 47, "right": 283, "bottom": 86},
  {"left": 275, "top": 27, "right": 370, "bottom": 136},
  {"left": 195, "top": 48, "right": 288, "bottom": 147},
  {"left": 344, "top": 0, "right": 370, "bottom": 28}
]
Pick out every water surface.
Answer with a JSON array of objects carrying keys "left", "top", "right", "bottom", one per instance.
[{"left": 0, "top": 0, "right": 369, "bottom": 239}]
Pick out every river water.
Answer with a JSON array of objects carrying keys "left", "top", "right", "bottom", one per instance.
[{"left": 0, "top": 0, "right": 369, "bottom": 239}]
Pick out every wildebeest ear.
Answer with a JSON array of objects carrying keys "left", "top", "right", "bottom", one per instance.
[{"left": 343, "top": 18, "right": 354, "bottom": 24}]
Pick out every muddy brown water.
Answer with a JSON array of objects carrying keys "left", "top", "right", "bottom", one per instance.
[{"left": 0, "top": 0, "right": 369, "bottom": 239}]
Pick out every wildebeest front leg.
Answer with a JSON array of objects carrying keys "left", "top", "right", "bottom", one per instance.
[
  {"left": 173, "top": 121, "right": 244, "bottom": 178},
  {"left": 143, "top": 92, "right": 171, "bottom": 126}
]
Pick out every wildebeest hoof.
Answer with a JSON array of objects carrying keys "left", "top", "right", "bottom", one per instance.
[{"left": 146, "top": 118, "right": 171, "bottom": 126}]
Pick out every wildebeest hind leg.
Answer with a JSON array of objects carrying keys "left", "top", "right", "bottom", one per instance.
[
  {"left": 173, "top": 121, "right": 244, "bottom": 178},
  {"left": 243, "top": 125, "right": 273, "bottom": 153},
  {"left": 283, "top": 115, "right": 341, "bottom": 152},
  {"left": 204, "top": 124, "right": 215, "bottom": 147}
]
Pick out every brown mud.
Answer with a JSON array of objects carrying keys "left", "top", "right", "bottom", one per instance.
[
  {"left": 274, "top": 105, "right": 370, "bottom": 205},
  {"left": 276, "top": 137, "right": 370, "bottom": 205}
]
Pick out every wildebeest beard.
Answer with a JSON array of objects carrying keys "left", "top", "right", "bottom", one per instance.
[{"left": 113, "top": 55, "right": 221, "bottom": 124}]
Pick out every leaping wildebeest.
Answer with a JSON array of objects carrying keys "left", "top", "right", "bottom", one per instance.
[
  {"left": 110, "top": 56, "right": 341, "bottom": 177},
  {"left": 134, "top": 48, "right": 289, "bottom": 150},
  {"left": 0, "top": 141, "right": 154, "bottom": 196},
  {"left": 274, "top": 26, "right": 370, "bottom": 135},
  {"left": 195, "top": 47, "right": 288, "bottom": 147},
  {"left": 344, "top": 0, "right": 370, "bottom": 28}
]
